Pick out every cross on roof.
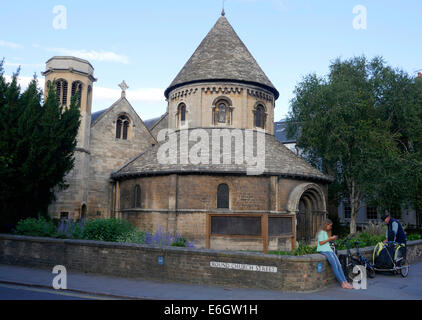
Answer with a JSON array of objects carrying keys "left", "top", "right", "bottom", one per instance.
[{"left": 119, "top": 81, "right": 129, "bottom": 97}]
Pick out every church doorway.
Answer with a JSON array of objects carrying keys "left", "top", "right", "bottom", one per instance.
[
  {"left": 288, "top": 183, "right": 327, "bottom": 244},
  {"left": 297, "top": 197, "right": 310, "bottom": 242}
]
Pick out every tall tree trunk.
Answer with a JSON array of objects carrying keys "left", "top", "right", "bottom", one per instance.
[{"left": 349, "top": 180, "right": 361, "bottom": 235}]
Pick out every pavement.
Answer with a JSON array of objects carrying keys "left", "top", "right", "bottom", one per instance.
[{"left": 0, "top": 262, "right": 421, "bottom": 300}]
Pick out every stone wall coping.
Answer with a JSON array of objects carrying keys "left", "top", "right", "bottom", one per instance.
[
  {"left": 336, "top": 239, "right": 422, "bottom": 255},
  {"left": 1, "top": 234, "right": 420, "bottom": 263}
]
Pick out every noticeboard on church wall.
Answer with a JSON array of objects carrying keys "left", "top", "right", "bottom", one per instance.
[
  {"left": 268, "top": 216, "right": 293, "bottom": 236},
  {"left": 206, "top": 213, "right": 296, "bottom": 253},
  {"left": 211, "top": 216, "right": 262, "bottom": 236}
]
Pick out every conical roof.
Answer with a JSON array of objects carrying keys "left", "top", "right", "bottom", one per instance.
[
  {"left": 165, "top": 16, "right": 279, "bottom": 99},
  {"left": 111, "top": 128, "right": 333, "bottom": 183}
]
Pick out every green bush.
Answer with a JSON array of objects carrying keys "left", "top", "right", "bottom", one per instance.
[
  {"left": 116, "top": 230, "right": 146, "bottom": 244},
  {"left": 82, "top": 219, "right": 135, "bottom": 242},
  {"left": 335, "top": 232, "right": 385, "bottom": 250},
  {"left": 408, "top": 234, "right": 421, "bottom": 241},
  {"left": 294, "top": 242, "right": 317, "bottom": 255},
  {"left": 13, "top": 217, "right": 57, "bottom": 238},
  {"left": 171, "top": 237, "right": 188, "bottom": 247},
  {"left": 68, "top": 222, "right": 84, "bottom": 239},
  {"left": 270, "top": 242, "right": 317, "bottom": 256}
]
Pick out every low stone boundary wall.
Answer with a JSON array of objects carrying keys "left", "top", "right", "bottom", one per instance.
[{"left": 1, "top": 234, "right": 421, "bottom": 292}]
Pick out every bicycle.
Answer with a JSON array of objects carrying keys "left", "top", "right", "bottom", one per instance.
[
  {"left": 353, "top": 241, "right": 376, "bottom": 279},
  {"left": 330, "top": 235, "right": 361, "bottom": 282}
]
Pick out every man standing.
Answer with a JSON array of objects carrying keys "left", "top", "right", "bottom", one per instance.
[{"left": 381, "top": 214, "right": 407, "bottom": 261}]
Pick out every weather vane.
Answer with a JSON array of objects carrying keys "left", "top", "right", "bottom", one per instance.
[{"left": 222, "top": 0, "right": 226, "bottom": 16}]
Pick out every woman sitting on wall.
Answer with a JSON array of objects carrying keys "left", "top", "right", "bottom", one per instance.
[{"left": 317, "top": 219, "right": 354, "bottom": 290}]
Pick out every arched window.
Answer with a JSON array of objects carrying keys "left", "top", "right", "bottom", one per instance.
[
  {"left": 254, "top": 105, "right": 266, "bottom": 129},
  {"left": 56, "top": 79, "right": 68, "bottom": 106},
  {"left": 116, "top": 115, "right": 130, "bottom": 140},
  {"left": 213, "top": 99, "right": 232, "bottom": 125},
  {"left": 81, "top": 204, "right": 87, "bottom": 220},
  {"left": 123, "top": 120, "right": 129, "bottom": 140},
  {"left": 71, "top": 81, "right": 83, "bottom": 108},
  {"left": 134, "top": 185, "right": 141, "bottom": 208},
  {"left": 217, "top": 184, "right": 230, "bottom": 209},
  {"left": 116, "top": 118, "right": 122, "bottom": 139},
  {"left": 218, "top": 103, "right": 226, "bottom": 123},
  {"left": 178, "top": 103, "right": 187, "bottom": 127}
]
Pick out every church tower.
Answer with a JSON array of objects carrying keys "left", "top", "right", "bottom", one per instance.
[
  {"left": 42, "top": 56, "right": 97, "bottom": 220},
  {"left": 164, "top": 14, "right": 279, "bottom": 134}
]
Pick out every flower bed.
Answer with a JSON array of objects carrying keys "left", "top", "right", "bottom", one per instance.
[{"left": 12, "top": 217, "right": 196, "bottom": 248}]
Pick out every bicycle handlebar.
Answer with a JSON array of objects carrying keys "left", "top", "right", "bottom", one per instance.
[{"left": 337, "top": 235, "right": 353, "bottom": 247}]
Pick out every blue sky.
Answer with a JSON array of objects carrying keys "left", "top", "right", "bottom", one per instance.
[{"left": 1, "top": 0, "right": 421, "bottom": 122}]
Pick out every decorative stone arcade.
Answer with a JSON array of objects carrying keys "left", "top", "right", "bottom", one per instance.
[{"left": 287, "top": 183, "right": 327, "bottom": 244}]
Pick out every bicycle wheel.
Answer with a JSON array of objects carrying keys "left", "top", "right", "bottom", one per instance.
[
  {"left": 367, "top": 266, "right": 376, "bottom": 278},
  {"left": 400, "top": 260, "right": 409, "bottom": 278},
  {"left": 347, "top": 259, "right": 361, "bottom": 282}
]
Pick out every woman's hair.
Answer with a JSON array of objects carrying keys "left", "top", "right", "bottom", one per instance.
[{"left": 316, "top": 218, "right": 333, "bottom": 240}]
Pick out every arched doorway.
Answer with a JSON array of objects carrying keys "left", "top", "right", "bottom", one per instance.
[
  {"left": 287, "top": 183, "right": 327, "bottom": 243},
  {"left": 297, "top": 197, "right": 310, "bottom": 241}
]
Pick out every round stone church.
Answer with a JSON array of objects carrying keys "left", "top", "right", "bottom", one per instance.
[{"left": 110, "top": 14, "right": 333, "bottom": 251}]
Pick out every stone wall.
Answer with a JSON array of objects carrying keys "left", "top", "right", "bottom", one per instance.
[
  {"left": 150, "top": 113, "right": 169, "bottom": 140},
  {"left": 118, "top": 174, "right": 330, "bottom": 251},
  {"left": 0, "top": 234, "right": 331, "bottom": 292},
  {"left": 168, "top": 82, "right": 275, "bottom": 135},
  {"left": 88, "top": 98, "right": 156, "bottom": 218},
  {"left": 120, "top": 175, "right": 272, "bottom": 212},
  {"left": 1, "top": 235, "right": 421, "bottom": 292},
  {"left": 45, "top": 60, "right": 94, "bottom": 220}
]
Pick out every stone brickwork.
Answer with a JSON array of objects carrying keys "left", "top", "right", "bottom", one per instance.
[
  {"left": 168, "top": 83, "right": 275, "bottom": 135},
  {"left": 118, "top": 174, "right": 329, "bottom": 251},
  {"left": 150, "top": 113, "right": 169, "bottom": 140},
  {"left": 44, "top": 57, "right": 95, "bottom": 220},
  {"left": 88, "top": 98, "right": 156, "bottom": 218},
  {"left": 0, "top": 234, "right": 332, "bottom": 292},
  {"left": 2, "top": 235, "right": 420, "bottom": 292},
  {"left": 120, "top": 175, "right": 171, "bottom": 211},
  {"left": 176, "top": 175, "right": 270, "bottom": 211}
]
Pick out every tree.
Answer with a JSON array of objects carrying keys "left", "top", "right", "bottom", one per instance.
[
  {"left": 0, "top": 60, "right": 80, "bottom": 231},
  {"left": 287, "top": 56, "right": 422, "bottom": 234}
]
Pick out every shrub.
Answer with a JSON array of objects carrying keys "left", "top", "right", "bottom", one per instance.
[
  {"left": 116, "top": 230, "right": 146, "bottom": 244},
  {"left": 138, "top": 228, "right": 195, "bottom": 248},
  {"left": 171, "top": 237, "right": 188, "bottom": 247},
  {"left": 13, "top": 217, "right": 56, "bottom": 238},
  {"left": 82, "top": 218, "right": 135, "bottom": 242},
  {"left": 11, "top": 217, "right": 197, "bottom": 247},
  {"left": 171, "top": 235, "right": 195, "bottom": 248},
  {"left": 143, "top": 228, "right": 173, "bottom": 246},
  {"left": 335, "top": 232, "right": 385, "bottom": 250},
  {"left": 270, "top": 242, "right": 317, "bottom": 256},
  {"left": 293, "top": 242, "right": 317, "bottom": 255},
  {"left": 408, "top": 234, "right": 421, "bottom": 241},
  {"left": 56, "top": 219, "right": 85, "bottom": 239},
  {"left": 363, "top": 221, "right": 386, "bottom": 237}
]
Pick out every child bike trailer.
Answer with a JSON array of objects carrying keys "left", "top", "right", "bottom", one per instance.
[{"left": 372, "top": 242, "right": 408, "bottom": 277}]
